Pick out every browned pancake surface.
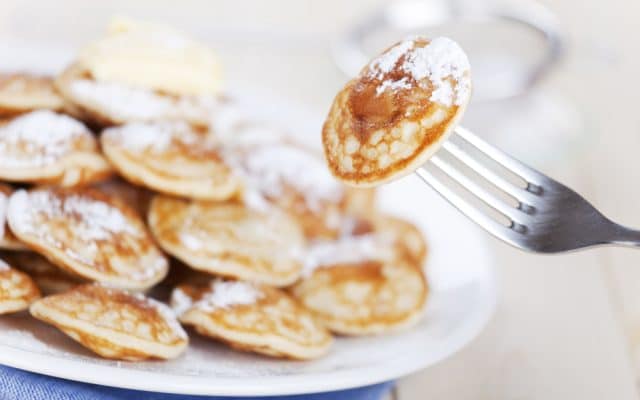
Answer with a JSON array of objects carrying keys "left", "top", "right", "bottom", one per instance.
[{"left": 322, "top": 37, "right": 471, "bottom": 186}]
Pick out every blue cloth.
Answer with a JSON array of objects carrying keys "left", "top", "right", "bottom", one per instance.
[{"left": 0, "top": 365, "right": 393, "bottom": 400}]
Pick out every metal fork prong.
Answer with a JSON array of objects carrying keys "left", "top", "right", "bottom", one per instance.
[
  {"left": 429, "top": 155, "right": 528, "bottom": 225},
  {"left": 454, "top": 126, "right": 545, "bottom": 188},
  {"left": 415, "top": 166, "right": 525, "bottom": 244},
  {"left": 441, "top": 141, "right": 538, "bottom": 209}
]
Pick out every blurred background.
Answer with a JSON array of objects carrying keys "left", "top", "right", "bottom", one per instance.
[{"left": 1, "top": 0, "right": 640, "bottom": 398}]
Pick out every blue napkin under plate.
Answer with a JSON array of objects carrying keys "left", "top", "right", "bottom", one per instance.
[{"left": 0, "top": 365, "right": 393, "bottom": 400}]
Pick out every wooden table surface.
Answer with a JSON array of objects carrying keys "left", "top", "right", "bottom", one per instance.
[{"left": 1, "top": 0, "right": 640, "bottom": 398}]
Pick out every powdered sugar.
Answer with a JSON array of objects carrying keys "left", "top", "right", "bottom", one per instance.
[
  {"left": 368, "top": 36, "right": 471, "bottom": 106},
  {"left": 70, "top": 79, "right": 175, "bottom": 121},
  {"left": 0, "top": 259, "right": 9, "bottom": 271},
  {"left": 69, "top": 79, "right": 223, "bottom": 124},
  {"left": 170, "top": 287, "right": 196, "bottom": 316},
  {"left": 369, "top": 40, "right": 414, "bottom": 80},
  {"left": 103, "top": 122, "right": 193, "bottom": 153},
  {"left": 226, "top": 143, "right": 343, "bottom": 213},
  {"left": 0, "top": 110, "right": 91, "bottom": 168},
  {"left": 8, "top": 189, "right": 138, "bottom": 242},
  {"left": 303, "top": 234, "right": 392, "bottom": 277},
  {"left": 194, "top": 280, "right": 263, "bottom": 312},
  {"left": 179, "top": 232, "right": 203, "bottom": 251}
]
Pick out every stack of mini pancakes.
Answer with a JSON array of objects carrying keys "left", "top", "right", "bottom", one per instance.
[{"left": 0, "top": 20, "right": 429, "bottom": 362}]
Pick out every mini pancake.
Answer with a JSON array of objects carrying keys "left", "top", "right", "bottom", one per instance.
[
  {"left": 7, "top": 188, "right": 168, "bottom": 290},
  {"left": 1, "top": 251, "right": 84, "bottom": 295},
  {"left": 173, "top": 280, "right": 332, "bottom": 360},
  {"left": 0, "top": 73, "right": 64, "bottom": 117},
  {"left": 0, "top": 184, "right": 27, "bottom": 250},
  {"left": 55, "top": 63, "right": 221, "bottom": 128},
  {"left": 148, "top": 195, "right": 304, "bottom": 287},
  {"left": 0, "top": 258, "right": 40, "bottom": 314},
  {"left": 30, "top": 284, "right": 188, "bottom": 360},
  {"left": 0, "top": 110, "right": 112, "bottom": 186},
  {"left": 292, "top": 216, "right": 428, "bottom": 335},
  {"left": 322, "top": 36, "right": 471, "bottom": 187},
  {"left": 101, "top": 121, "right": 239, "bottom": 200},
  {"left": 225, "top": 140, "right": 375, "bottom": 239}
]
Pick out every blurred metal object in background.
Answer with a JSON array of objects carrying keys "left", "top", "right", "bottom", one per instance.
[{"left": 332, "top": 0, "right": 565, "bottom": 102}]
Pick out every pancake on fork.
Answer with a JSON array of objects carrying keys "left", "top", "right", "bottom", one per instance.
[
  {"left": 0, "top": 110, "right": 112, "bottom": 186},
  {"left": 0, "top": 73, "right": 64, "bottom": 117},
  {"left": 148, "top": 195, "right": 304, "bottom": 287},
  {"left": 172, "top": 280, "right": 332, "bottom": 359},
  {"left": 292, "top": 214, "right": 428, "bottom": 335},
  {"left": 1, "top": 251, "right": 84, "bottom": 295},
  {"left": 0, "top": 258, "right": 40, "bottom": 314},
  {"left": 30, "top": 284, "right": 188, "bottom": 360},
  {"left": 225, "top": 140, "right": 375, "bottom": 239},
  {"left": 322, "top": 36, "right": 471, "bottom": 187},
  {"left": 7, "top": 188, "right": 168, "bottom": 290},
  {"left": 101, "top": 121, "right": 239, "bottom": 200},
  {"left": 0, "top": 184, "right": 27, "bottom": 250}
]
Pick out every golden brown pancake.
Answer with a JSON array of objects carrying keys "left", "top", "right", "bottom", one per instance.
[
  {"left": 7, "top": 188, "right": 168, "bottom": 290},
  {"left": 0, "top": 73, "right": 64, "bottom": 117},
  {"left": 0, "top": 184, "right": 27, "bottom": 250},
  {"left": 0, "top": 110, "right": 112, "bottom": 186},
  {"left": 1, "top": 251, "right": 84, "bottom": 295},
  {"left": 322, "top": 36, "right": 471, "bottom": 187},
  {"left": 173, "top": 280, "right": 332, "bottom": 359},
  {"left": 55, "top": 63, "right": 221, "bottom": 128},
  {"left": 292, "top": 214, "right": 428, "bottom": 335},
  {"left": 101, "top": 121, "right": 239, "bottom": 200},
  {"left": 30, "top": 284, "right": 188, "bottom": 360},
  {"left": 0, "top": 258, "right": 40, "bottom": 314},
  {"left": 225, "top": 140, "right": 375, "bottom": 239},
  {"left": 148, "top": 195, "right": 304, "bottom": 287}
]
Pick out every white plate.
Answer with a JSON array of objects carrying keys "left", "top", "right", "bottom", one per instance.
[{"left": 0, "top": 41, "right": 497, "bottom": 397}]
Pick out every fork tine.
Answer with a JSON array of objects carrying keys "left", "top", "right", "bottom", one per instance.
[
  {"left": 429, "top": 155, "right": 529, "bottom": 225},
  {"left": 441, "top": 141, "right": 538, "bottom": 209},
  {"left": 415, "top": 166, "right": 525, "bottom": 247},
  {"left": 454, "top": 126, "right": 546, "bottom": 189}
]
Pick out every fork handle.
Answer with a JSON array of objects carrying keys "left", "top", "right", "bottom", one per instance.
[{"left": 606, "top": 223, "right": 640, "bottom": 247}]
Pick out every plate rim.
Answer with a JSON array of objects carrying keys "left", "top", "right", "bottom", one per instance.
[{"left": 0, "top": 260, "right": 497, "bottom": 396}]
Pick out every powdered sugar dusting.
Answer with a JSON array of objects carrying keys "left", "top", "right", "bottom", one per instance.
[
  {"left": 368, "top": 36, "right": 471, "bottom": 106},
  {"left": 70, "top": 79, "right": 174, "bottom": 121},
  {"left": 226, "top": 143, "right": 343, "bottom": 213},
  {"left": 302, "top": 234, "right": 394, "bottom": 277},
  {"left": 194, "top": 280, "right": 263, "bottom": 312},
  {"left": 170, "top": 287, "right": 196, "bottom": 316},
  {"left": 8, "top": 189, "right": 138, "bottom": 242},
  {"left": 179, "top": 232, "right": 203, "bottom": 251},
  {"left": 69, "top": 79, "right": 222, "bottom": 124},
  {"left": 369, "top": 40, "right": 414, "bottom": 80},
  {"left": 103, "top": 122, "right": 186, "bottom": 153},
  {"left": 0, "top": 110, "right": 91, "bottom": 168},
  {"left": 0, "top": 259, "right": 10, "bottom": 271}
]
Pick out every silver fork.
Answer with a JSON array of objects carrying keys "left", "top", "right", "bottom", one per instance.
[{"left": 415, "top": 126, "right": 640, "bottom": 253}]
